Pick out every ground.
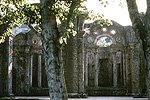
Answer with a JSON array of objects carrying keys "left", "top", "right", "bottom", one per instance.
[{"left": 0, "top": 96, "right": 148, "bottom": 100}]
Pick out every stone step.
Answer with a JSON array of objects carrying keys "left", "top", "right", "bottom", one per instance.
[
  {"left": 86, "top": 87, "right": 126, "bottom": 96},
  {"left": 14, "top": 88, "right": 49, "bottom": 96},
  {"left": 29, "top": 88, "right": 49, "bottom": 96}
]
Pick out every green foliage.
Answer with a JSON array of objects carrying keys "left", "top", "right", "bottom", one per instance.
[
  {"left": 93, "top": 19, "right": 112, "bottom": 26},
  {"left": 0, "top": 0, "right": 41, "bottom": 43},
  {"left": 0, "top": 0, "right": 111, "bottom": 44},
  {"left": 99, "top": 0, "right": 124, "bottom": 8},
  {"left": 0, "top": 2, "right": 41, "bottom": 26},
  {"left": 56, "top": 0, "right": 110, "bottom": 44},
  {"left": 99, "top": 0, "right": 109, "bottom": 7}
]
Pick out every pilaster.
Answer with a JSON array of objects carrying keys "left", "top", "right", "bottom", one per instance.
[
  {"left": 8, "top": 36, "right": 13, "bottom": 94},
  {"left": 94, "top": 50, "right": 98, "bottom": 87},
  {"left": 30, "top": 55, "right": 33, "bottom": 87},
  {"left": 130, "top": 43, "right": 140, "bottom": 95},
  {"left": 85, "top": 51, "right": 88, "bottom": 87},
  {"left": 112, "top": 52, "right": 117, "bottom": 87},
  {"left": 38, "top": 54, "right": 42, "bottom": 87},
  {"left": 77, "top": 31, "right": 84, "bottom": 93}
]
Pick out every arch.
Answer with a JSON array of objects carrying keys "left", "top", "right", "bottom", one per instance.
[
  {"left": 96, "top": 37, "right": 112, "bottom": 47},
  {"left": 94, "top": 34, "right": 116, "bottom": 45}
]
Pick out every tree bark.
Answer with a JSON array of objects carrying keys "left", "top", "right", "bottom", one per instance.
[
  {"left": 147, "top": 0, "right": 150, "bottom": 15},
  {"left": 126, "top": 0, "right": 150, "bottom": 99},
  {"left": 40, "top": 0, "right": 68, "bottom": 100},
  {"left": 144, "top": 17, "right": 150, "bottom": 100}
]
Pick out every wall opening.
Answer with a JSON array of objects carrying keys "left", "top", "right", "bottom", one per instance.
[
  {"left": 96, "top": 37, "right": 112, "bottom": 47},
  {"left": 32, "top": 53, "right": 38, "bottom": 87},
  {"left": 98, "top": 59, "right": 113, "bottom": 87},
  {"left": 88, "top": 64, "right": 95, "bottom": 87}
]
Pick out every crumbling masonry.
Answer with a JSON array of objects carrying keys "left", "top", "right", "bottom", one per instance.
[{"left": 0, "top": 20, "right": 146, "bottom": 97}]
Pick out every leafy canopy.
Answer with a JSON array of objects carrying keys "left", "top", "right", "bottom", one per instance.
[{"left": 0, "top": 0, "right": 110, "bottom": 43}]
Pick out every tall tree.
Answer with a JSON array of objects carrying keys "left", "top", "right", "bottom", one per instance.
[
  {"left": 0, "top": 0, "right": 84, "bottom": 99},
  {"left": 126, "top": 0, "right": 150, "bottom": 99},
  {"left": 40, "top": 0, "right": 68, "bottom": 99},
  {"left": 0, "top": 0, "right": 107, "bottom": 99}
]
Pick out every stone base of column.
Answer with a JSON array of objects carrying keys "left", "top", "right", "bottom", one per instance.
[{"left": 68, "top": 93, "right": 87, "bottom": 98}]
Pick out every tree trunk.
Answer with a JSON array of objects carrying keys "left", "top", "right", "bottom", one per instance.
[
  {"left": 40, "top": 0, "right": 68, "bottom": 100},
  {"left": 144, "top": 18, "right": 150, "bottom": 100},
  {"left": 145, "top": 47, "right": 150, "bottom": 100},
  {"left": 126, "top": 0, "right": 150, "bottom": 99}
]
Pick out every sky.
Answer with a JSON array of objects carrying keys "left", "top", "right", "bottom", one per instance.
[
  {"left": 84, "top": 0, "right": 147, "bottom": 26},
  {"left": 27, "top": 0, "right": 147, "bottom": 26}
]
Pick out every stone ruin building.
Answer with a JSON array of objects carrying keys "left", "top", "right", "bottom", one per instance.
[{"left": 0, "top": 20, "right": 147, "bottom": 97}]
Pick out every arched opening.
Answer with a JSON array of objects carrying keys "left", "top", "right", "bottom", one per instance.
[{"left": 96, "top": 37, "right": 112, "bottom": 47}]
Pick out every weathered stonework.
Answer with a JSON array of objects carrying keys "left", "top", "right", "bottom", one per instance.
[
  {"left": 0, "top": 19, "right": 147, "bottom": 97},
  {"left": 12, "top": 30, "right": 48, "bottom": 95},
  {"left": 82, "top": 21, "right": 146, "bottom": 96}
]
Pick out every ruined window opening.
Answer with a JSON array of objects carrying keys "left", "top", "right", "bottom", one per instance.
[
  {"left": 96, "top": 37, "right": 112, "bottom": 47},
  {"left": 102, "top": 28, "right": 107, "bottom": 32},
  {"left": 111, "top": 30, "right": 116, "bottom": 35},
  {"left": 87, "top": 37, "right": 94, "bottom": 43},
  {"left": 32, "top": 53, "right": 38, "bottom": 87},
  {"left": 33, "top": 40, "right": 37, "bottom": 44},
  {"left": 94, "top": 31, "right": 98, "bottom": 34}
]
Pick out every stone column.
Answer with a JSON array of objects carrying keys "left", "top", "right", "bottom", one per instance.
[
  {"left": 8, "top": 37, "right": 13, "bottom": 94},
  {"left": 63, "top": 34, "right": 79, "bottom": 95},
  {"left": 26, "top": 53, "right": 30, "bottom": 92},
  {"left": 30, "top": 55, "right": 33, "bottom": 87},
  {"left": 72, "top": 35, "right": 79, "bottom": 93},
  {"left": 85, "top": 52, "right": 88, "bottom": 87},
  {"left": 77, "top": 31, "right": 84, "bottom": 93},
  {"left": 123, "top": 50, "right": 126, "bottom": 87},
  {"left": 94, "top": 51, "right": 98, "bottom": 87},
  {"left": 8, "top": 62, "right": 12, "bottom": 94},
  {"left": 38, "top": 54, "right": 42, "bottom": 87},
  {"left": 126, "top": 46, "right": 132, "bottom": 94},
  {"left": 71, "top": 16, "right": 79, "bottom": 93},
  {"left": 112, "top": 52, "right": 117, "bottom": 87},
  {"left": 120, "top": 52, "right": 123, "bottom": 86},
  {"left": 130, "top": 44, "right": 140, "bottom": 95},
  {"left": 24, "top": 48, "right": 30, "bottom": 93}
]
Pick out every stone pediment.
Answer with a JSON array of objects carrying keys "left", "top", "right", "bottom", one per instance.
[
  {"left": 13, "top": 30, "right": 42, "bottom": 54},
  {"left": 84, "top": 20, "right": 126, "bottom": 47}
]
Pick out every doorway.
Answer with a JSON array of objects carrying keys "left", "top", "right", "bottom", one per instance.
[{"left": 98, "top": 59, "right": 113, "bottom": 87}]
